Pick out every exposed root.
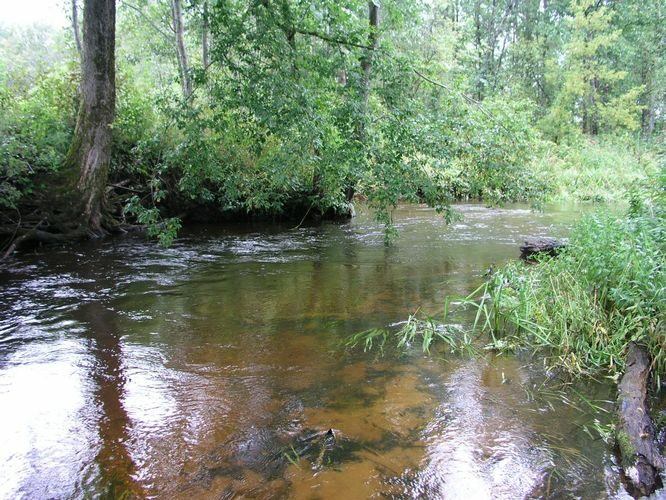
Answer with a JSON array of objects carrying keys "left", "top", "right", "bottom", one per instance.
[{"left": 0, "top": 208, "right": 142, "bottom": 260}]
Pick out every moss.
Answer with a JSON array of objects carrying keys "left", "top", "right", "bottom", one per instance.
[{"left": 616, "top": 429, "right": 637, "bottom": 467}]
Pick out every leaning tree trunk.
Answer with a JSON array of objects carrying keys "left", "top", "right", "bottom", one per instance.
[{"left": 64, "top": 0, "right": 116, "bottom": 236}]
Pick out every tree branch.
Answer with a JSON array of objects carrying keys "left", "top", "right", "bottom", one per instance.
[
  {"left": 293, "top": 24, "right": 515, "bottom": 139},
  {"left": 410, "top": 67, "right": 516, "bottom": 138},
  {"left": 295, "top": 29, "right": 375, "bottom": 51},
  {"left": 120, "top": 0, "right": 173, "bottom": 42}
]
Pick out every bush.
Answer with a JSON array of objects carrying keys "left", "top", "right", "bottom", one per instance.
[{"left": 0, "top": 65, "right": 78, "bottom": 209}]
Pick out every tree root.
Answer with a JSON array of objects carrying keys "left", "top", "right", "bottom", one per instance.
[{"left": 0, "top": 211, "right": 143, "bottom": 260}]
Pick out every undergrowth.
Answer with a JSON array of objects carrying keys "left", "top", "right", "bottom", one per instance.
[{"left": 481, "top": 167, "right": 665, "bottom": 379}]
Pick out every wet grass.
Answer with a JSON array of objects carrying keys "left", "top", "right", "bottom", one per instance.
[
  {"left": 481, "top": 169, "right": 665, "bottom": 380},
  {"left": 346, "top": 310, "right": 477, "bottom": 357},
  {"left": 450, "top": 169, "right": 664, "bottom": 381},
  {"left": 530, "top": 137, "right": 658, "bottom": 203}
]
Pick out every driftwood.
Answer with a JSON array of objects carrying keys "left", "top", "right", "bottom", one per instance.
[
  {"left": 616, "top": 342, "right": 664, "bottom": 497},
  {"left": 519, "top": 237, "right": 566, "bottom": 260}
]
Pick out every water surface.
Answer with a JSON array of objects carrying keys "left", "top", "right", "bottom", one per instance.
[{"left": 0, "top": 203, "right": 628, "bottom": 498}]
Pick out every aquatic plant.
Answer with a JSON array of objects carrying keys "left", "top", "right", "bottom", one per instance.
[{"left": 346, "top": 308, "right": 476, "bottom": 356}]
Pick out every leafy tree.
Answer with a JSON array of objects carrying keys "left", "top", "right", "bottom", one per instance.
[
  {"left": 612, "top": 0, "right": 666, "bottom": 135},
  {"left": 540, "top": 0, "right": 643, "bottom": 140}
]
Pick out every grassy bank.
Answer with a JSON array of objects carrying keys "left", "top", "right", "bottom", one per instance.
[
  {"left": 530, "top": 138, "right": 659, "bottom": 204},
  {"left": 473, "top": 165, "right": 665, "bottom": 379}
]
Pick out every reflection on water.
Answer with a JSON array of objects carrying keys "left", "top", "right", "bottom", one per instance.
[{"left": 0, "top": 203, "right": 630, "bottom": 498}]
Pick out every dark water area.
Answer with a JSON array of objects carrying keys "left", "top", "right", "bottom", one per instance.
[{"left": 0, "top": 203, "right": 633, "bottom": 498}]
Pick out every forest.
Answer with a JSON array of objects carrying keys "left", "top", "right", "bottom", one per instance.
[
  {"left": 1, "top": 0, "right": 663, "bottom": 245},
  {"left": 0, "top": 0, "right": 665, "bottom": 498}
]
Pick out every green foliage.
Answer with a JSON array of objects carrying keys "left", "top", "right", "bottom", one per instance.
[
  {"left": 481, "top": 170, "right": 666, "bottom": 378},
  {"left": 2, "top": 0, "right": 665, "bottom": 245},
  {"left": 442, "top": 96, "right": 547, "bottom": 204},
  {"left": 540, "top": 0, "right": 644, "bottom": 138},
  {"left": 0, "top": 64, "right": 78, "bottom": 209},
  {"left": 123, "top": 194, "right": 182, "bottom": 246}
]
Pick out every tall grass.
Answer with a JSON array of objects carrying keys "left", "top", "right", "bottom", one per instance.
[{"left": 530, "top": 138, "right": 658, "bottom": 203}]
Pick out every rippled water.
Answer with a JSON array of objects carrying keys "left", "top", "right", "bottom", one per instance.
[{"left": 0, "top": 203, "right": 631, "bottom": 498}]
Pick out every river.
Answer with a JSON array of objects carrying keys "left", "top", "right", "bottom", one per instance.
[{"left": 0, "top": 203, "right": 630, "bottom": 498}]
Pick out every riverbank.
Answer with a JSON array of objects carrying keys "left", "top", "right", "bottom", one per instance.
[{"left": 482, "top": 169, "right": 665, "bottom": 380}]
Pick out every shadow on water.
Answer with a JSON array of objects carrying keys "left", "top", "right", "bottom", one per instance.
[{"left": 73, "top": 302, "right": 144, "bottom": 498}]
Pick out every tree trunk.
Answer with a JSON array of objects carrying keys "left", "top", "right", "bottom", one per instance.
[
  {"left": 64, "top": 0, "right": 116, "bottom": 236},
  {"left": 171, "top": 0, "right": 192, "bottom": 97},
  {"left": 346, "top": 1, "right": 379, "bottom": 202},
  {"left": 71, "top": 0, "right": 83, "bottom": 58},
  {"left": 616, "top": 343, "right": 664, "bottom": 497},
  {"left": 359, "top": 1, "right": 379, "bottom": 131},
  {"left": 202, "top": 0, "right": 210, "bottom": 69},
  {"left": 474, "top": 0, "right": 483, "bottom": 100},
  {"left": 642, "top": 82, "right": 656, "bottom": 136}
]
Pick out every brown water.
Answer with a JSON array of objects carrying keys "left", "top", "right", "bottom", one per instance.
[{"left": 0, "top": 203, "right": 630, "bottom": 499}]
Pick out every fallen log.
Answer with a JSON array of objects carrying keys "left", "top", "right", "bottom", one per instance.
[
  {"left": 616, "top": 342, "right": 664, "bottom": 498},
  {"left": 519, "top": 237, "right": 566, "bottom": 260}
]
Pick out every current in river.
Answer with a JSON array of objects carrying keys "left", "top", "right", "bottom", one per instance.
[{"left": 0, "top": 203, "right": 629, "bottom": 499}]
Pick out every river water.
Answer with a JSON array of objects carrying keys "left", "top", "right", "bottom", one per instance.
[{"left": 0, "top": 203, "right": 631, "bottom": 499}]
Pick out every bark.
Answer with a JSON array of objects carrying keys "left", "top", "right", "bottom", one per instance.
[
  {"left": 72, "top": 0, "right": 82, "bottom": 58},
  {"left": 64, "top": 0, "right": 116, "bottom": 236},
  {"left": 519, "top": 237, "right": 566, "bottom": 260},
  {"left": 616, "top": 343, "right": 664, "bottom": 498},
  {"left": 171, "top": 0, "right": 192, "bottom": 97}
]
